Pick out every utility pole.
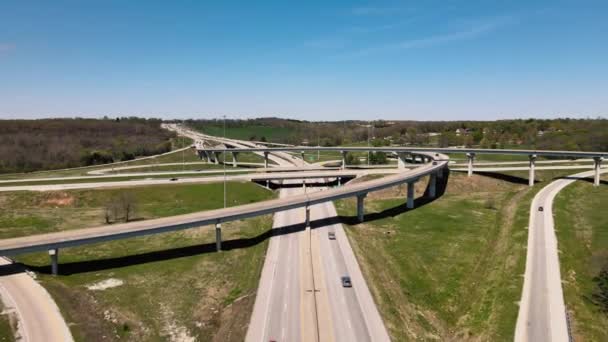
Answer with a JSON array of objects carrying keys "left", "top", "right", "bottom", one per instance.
[
  {"left": 223, "top": 115, "right": 227, "bottom": 209},
  {"left": 317, "top": 130, "right": 320, "bottom": 161}
]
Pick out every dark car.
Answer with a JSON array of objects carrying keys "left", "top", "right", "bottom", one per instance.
[
  {"left": 341, "top": 276, "right": 352, "bottom": 287},
  {"left": 170, "top": 178, "right": 179, "bottom": 181},
  {"left": 538, "top": 206, "right": 544, "bottom": 212}
]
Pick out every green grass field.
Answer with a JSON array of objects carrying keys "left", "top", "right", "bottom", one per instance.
[
  {"left": 195, "top": 124, "right": 297, "bottom": 142},
  {"left": 335, "top": 169, "right": 580, "bottom": 341},
  {"left": 1, "top": 182, "right": 275, "bottom": 341},
  {"left": 554, "top": 176, "right": 608, "bottom": 341}
]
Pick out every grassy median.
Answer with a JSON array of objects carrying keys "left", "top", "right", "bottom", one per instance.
[
  {"left": 554, "top": 176, "right": 608, "bottom": 341},
  {"left": 0, "top": 182, "right": 275, "bottom": 342}
]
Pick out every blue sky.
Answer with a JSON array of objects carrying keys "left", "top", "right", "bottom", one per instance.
[{"left": 0, "top": 0, "right": 607, "bottom": 120}]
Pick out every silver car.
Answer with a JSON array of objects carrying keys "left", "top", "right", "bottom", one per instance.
[{"left": 341, "top": 276, "right": 352, "bottom": 287}]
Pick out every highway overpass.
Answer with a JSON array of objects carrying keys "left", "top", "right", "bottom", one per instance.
[
  {"left": 199, "top": 145, "right": 606, "bottom": 187},
  {"left": 0, "top": 151, "right": 448, "bottom": 275}
]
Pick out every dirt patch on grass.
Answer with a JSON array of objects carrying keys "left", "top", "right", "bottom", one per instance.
[
  {"left": 212, "top": 294, "right": 255, "bottom": 342},
  {"left": 43, "top": 279, "right": 138, "bottom": 342},
  {"left": 447, "top": 173, "right": 524, "bottom": 194},
  {"left": 86, "top": 278, "right": 124, "bottom": 291},
  {"left": 42, "top": 192, "right": 75, "bottom": 207}
]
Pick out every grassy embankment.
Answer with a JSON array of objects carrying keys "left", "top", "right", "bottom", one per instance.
[
  {"left": 554, "top": 175, "right": 608, "bottom": 341},
  {"left": 335, "top": 169, "right": 578, "bottom": 341},
  {"left": 0, "top": 182, "right": 275, "bottom": 342},
  {"left": 0, "top": 301, "right": 14, "bottom": 342}
]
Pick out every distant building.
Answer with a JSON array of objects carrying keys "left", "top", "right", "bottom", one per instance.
[{"left": 455, "top": 128, "right": 470, "bottom": 136}]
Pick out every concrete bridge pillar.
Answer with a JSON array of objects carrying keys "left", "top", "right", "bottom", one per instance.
[
  {"left": 357, "top": 194, "right": 367, "bottom": 222},
  {"left": 198, "top": 150, "right": 207, "bottom": 162},
  {"left": 213, "top": 152, "right": 220, "bottom": 165},
  {"left": 437, "top": 165, "right": 445, "bottom": 179},
  {"left": 49, "top": 248, "right": 59, "bottom": 275},
  {"left": 215, "top": 222, "right": 222, "bottom": 251},
  {"left": 232, "top": 152, "right": 238, "bottom": 168},
  {"left": 594, "top": 157, "right": 603, "bottom": 186},
  {"left": 428, "top": 173, "right": 437, "bottom": 198},
  {"left": 397, "top": 153, "right": 406, "bottom": 169},
  {"left": 305, "top": 205, "right": 311, "bottom": 227},
  {"left": 407, "top": 181, "right": 416, "bottom": 209},
  {"left": 337, "top": 176, "right": 341, "bottom": 187},
  {"left": 264, "top": 152, "right": 269, "bottom": 169},
  {"left": 529, "top": 154, "right": 537, "bottom": 187},
  {"left": 341, "top": 151, "right": 347, "bottom": 170},
  {"left": 406, "top": 153, "right": 413, "bottom": 163},
  {"left": 467, "top": 153, "right": 475, "bottom": 177}
]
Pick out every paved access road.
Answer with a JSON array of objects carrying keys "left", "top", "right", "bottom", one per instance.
[
  {"left": 0, "top": 258, "right": 73, "bottom": 342},
  {"left": 0, "top": 169, "right": 400, "bottom": 192},
  {"left": 515, "top": 168, "right": 607, "bottom": 342}
]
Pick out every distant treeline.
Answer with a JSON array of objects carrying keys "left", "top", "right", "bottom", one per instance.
[
  {"left": 184, "top": 117, "right": 608, "bottom": 152},
  {"left": 0, "top": 118, "right": 176, "bottom": 173}
]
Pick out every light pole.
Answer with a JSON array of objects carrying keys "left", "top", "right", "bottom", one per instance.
[
  {"left": 317, "top": 130, "right": 320, "bottom": 161},
  {"left": 367, "top": 122, "right": 371, "bottom": 166},
  {"left": 223, "top": 115, "right": 227, "bottom": 209}
]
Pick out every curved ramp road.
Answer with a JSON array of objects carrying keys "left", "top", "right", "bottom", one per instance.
[
  {"left": 515, "top": 168, "right": 607, "bottom": 342},
  {"left": 0, "top": 258, "right": 73, "bottom": 342}
]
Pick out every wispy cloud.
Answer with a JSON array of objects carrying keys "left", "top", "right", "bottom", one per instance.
[
  {"left": 342, "top": 16, "right": 515, "bottom": 57},
  {"left": 0, "top": 44, "right": 15, "bottom": 54},
  {"left": 344, "top": 22, "right": 403, "bottom": 34},
  {"left": 302, "top": 37, "right": 348, "bottom": 50},
  {"left": 350, "top": 6, "right": 402, "bottom": 16}
]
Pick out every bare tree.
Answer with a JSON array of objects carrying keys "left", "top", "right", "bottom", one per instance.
[
  {"left": 104, "top": 192, "right": 137, "bottom": 223},
  {"left": 117, "top": 192, "right": 137, "bottom": 222}
]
